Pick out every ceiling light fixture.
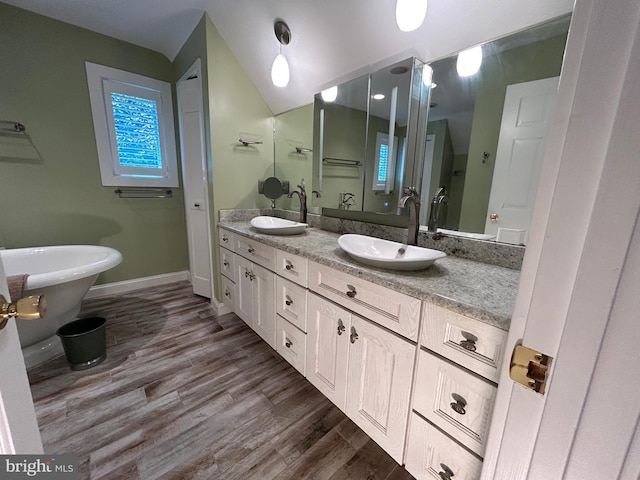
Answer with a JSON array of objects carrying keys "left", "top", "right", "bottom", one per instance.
[
  {"left": 271, "top": 20, "right": 291, "bottom": 88},
  {"left": 321, "top": 86, "right": 338, "bottom": 102},
  {"left": 456, "top": 45, "right": 483, "bottom": 77},
  {"left": 395, "top": 0, "right": 428, "bottom": 32},
  {"left": 373, "top": 94, "right": 385, "bottom": 100}
]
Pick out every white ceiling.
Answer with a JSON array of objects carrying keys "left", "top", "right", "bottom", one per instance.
[{"left": 4, "top": 0, "right": 574, "bottom": 115}]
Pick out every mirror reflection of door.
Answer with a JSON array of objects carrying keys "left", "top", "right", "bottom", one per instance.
[{"left": 484, "top": 76, "right": 560, "bottom": 244}]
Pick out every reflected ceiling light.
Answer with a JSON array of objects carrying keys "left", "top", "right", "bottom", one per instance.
[
  {"left": 422, "top": 64, "right": 433, "bottom": 86},
  {"left": 396, "top": 0, "right": 428, "bottom": 32},
  {"left": 321, "top": 86, "right": 338, "bottom": 102},
  {"left": 271, "top": 20, "right": 291, "bottom": 88},
  {"left": 373, "top": 94, "right": 385, "bottom": 100},
  {"left": 456, "top": 45, "right": 483, "bottom": 77}
]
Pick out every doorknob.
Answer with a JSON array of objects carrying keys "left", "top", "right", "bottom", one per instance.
[
  {"left": 489, "top": 213, "right": 499, "bottom": 222},
  {"left": 0, "top": 294, "right": 46, "bottom": 330}
]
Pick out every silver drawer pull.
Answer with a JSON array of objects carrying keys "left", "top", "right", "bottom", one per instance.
[
  {"left": 285, "top": 297, "right": 293, "bottom": 306},
  {"left": 346, "top": 284, "right": 357, "bottom": 298},
  {"left": 222, "top": 235, "right": 228, "bottom": 242},
  {"left": 337, "top": 322, "right": 346, "bottom": 336},
  {"left": 285, "top": 338, "right": 292, "bottom": 348},
  {"left": 244, "top": 270, "right": 255, "bottom": 281},
  {"left": 460, "top": 331, "right": 478, "bottom": 352},
  {"left": 459, "top": 339, "right": 477, "bottom": 352},
  {"left": 223, "top": 261, "right": 229, "bottom": 267},
  {"left": 450, "top": 394, "right": 467, "bottom": 415},
  {"left": 285, "top": 262, "right": 294, "bottom": 271},
  {"left": 350, "top": 327, "right": 359, "bottom": 344},
  {"left": 438, "top": 464, "right": 454, "bottom": 480},
  {"left": 248, "top": 247, "right": 255, "bottom": 254},
  {"left": 224, "top": 289, "right": 231, "bottom": 298}
]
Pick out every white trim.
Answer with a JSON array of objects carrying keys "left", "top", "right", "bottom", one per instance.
[
  {"left": 211, "top": 300, "right": 232, "bottom": 317},
  {"left": 85, "top": 61, "right": 179, "bottom": 188},
  {"left": 84, "top": 271, "right": 189, "bottom": 299}
]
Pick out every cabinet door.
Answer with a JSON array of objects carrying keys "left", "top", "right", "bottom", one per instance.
[
  {"left": 252, "top": 263, "right": 276, "bottom": 349},
  {"left": 234, "top": 254, "right": 253, "bottom": 327},
  {"left": 346, "top": 315, "right": 415, "bottom": 463},
  {"left": 306, "top": 293, "right": 351, "bottom": 411}
]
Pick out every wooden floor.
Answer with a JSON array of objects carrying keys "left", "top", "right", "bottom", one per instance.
[{"left": 27, "top": 281, "right": 415, "bottom": 480}]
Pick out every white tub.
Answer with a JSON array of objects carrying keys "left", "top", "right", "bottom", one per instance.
[{"left": 1, "top": 245, "right": 123, "bottom": 368}]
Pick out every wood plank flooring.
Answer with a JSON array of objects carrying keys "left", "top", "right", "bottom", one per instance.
[{"left": 27, "top": 281, "right": 415, "bottom": 480}]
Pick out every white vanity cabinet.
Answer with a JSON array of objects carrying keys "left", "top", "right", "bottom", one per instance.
[
  {"left": 274, "top": 251, "right": 309, "bottom": 375},
  {"left": 234, "top": 254, "right": 276, "bottom": 348},
  {"left": 305, "top": 292, "right": 351, "bottom": 410},
  {"left": 405, "top": 301, "right": 507, "bottom": 480},
  {"left": 219, "top": 230, "right": 236, "bottom": 312},
  {"left": 306, "top": 293, "right": 415, "bottom": 463}
]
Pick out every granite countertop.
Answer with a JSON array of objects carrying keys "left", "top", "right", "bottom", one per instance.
[{"left": 219, "top": 222, "right": 520, "bottom": 331}]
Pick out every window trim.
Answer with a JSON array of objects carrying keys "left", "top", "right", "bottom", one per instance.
[{"left": 85, "top": 62, "right": 179, "bottom": 188}]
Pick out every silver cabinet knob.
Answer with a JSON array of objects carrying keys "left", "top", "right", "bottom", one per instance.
[
  {"left": 285, "top": 297, "right": 293, "bottom": 306},
  {"left": 285, "top": 262, "right": 294, "bottom": 270},
  {"left": 337, "top": 322, "right": 346, "bottom": 336},
  {"left": 346, "top": 284, "right": 357, "bottom": 298},
  {"left": 450, "top": 394, "right": 467, "bottom": 415},
  {"left": 350, "top": 328, "right": 359, "bottom": 344},
  {"left": 285, "top": 338, "right": 292, "bottom": 348}
]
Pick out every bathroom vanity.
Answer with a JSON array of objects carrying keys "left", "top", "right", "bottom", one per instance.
[{"left": 218, "top": 221, "right": 518, "bottom": 479}]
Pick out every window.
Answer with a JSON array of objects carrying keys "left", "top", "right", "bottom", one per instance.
[
  {"left": 85, "top": 62, "right": 178, "bottom": 187},
  {"left": 372, "top": 132, "right": 398, "bottom": 192}
]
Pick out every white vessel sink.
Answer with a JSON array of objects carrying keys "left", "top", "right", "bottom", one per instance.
[
  {"left": 338, "top": 234, "right": 446, "bottom": 271},
  {"left": 250, "top": 216, "right": 307, "bottom": 235}
]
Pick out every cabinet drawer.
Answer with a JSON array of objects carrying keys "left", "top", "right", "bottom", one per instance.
[
  {"left": 421, "top": 303, "right": 507, "bottom": 383},
  {"left": 219, "top": 229, "right": 235, "bottom": 252},
  {"left": 276, "top": 249, "right": 308, "bottom": 287},
  {"left": 276, "top": 276, "right": 307, "bottom": 332},
  {"left": 220, "top": 247, "right": 235, "bottom": 282},
  {"left": 235, "top": 235, "right": 276, "bottom": 271},
  {"left": 413, "top": 350, "right": 497, "bottom": 457},
  {"left": 221, "top": 275, "right": 235, "bottom": 312},
  {"left": 308, "top": 261, "right": 420, "bottom": 341},
  {"left": 405, "top": 413, "right": 482, "bottom": 480},
  {"left": 276, "top": 316, "right": 306, "bottom": 376}
]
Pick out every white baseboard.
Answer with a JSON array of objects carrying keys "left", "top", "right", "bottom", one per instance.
[
  {"left": 212, "top": 300, "right": 232, "bottom": 316},
  {"left": 85, "top": 271, "right": 189, "bottom": 299}
]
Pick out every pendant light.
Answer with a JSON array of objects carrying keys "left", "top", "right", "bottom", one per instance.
[
  {"left": 396, "top": 0, "right": 428, "bottom": 32},
  {"left": 456, "top": 45, "right": 483, "bottom": 77},
  {"left": 271, "top": 20, "right": 291, "bottom": 88}
]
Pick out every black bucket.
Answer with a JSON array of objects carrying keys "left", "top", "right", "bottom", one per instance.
[{"left": 56, "top": 317, "right": 107, "bottom": 371}]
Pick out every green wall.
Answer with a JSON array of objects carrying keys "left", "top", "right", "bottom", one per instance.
[
  {"left": 174, "top": 14, "right": 275, "bottom": 302},
  {"left": 0, "top": 2, "right": 188, "bottom": 284},
  {"left": 274, "top": 104, "right": 314, "bottom": 211},
  {"left": 458, "top": 34, "right": 567, "bottom": 233}
]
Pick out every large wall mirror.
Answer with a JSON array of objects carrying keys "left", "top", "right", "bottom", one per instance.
[
  {"left": 272, "top": 15, "right": 570, "bottom": 245},
  {"left": 425, "top": 15, "right": 570, "bottom": 244}
]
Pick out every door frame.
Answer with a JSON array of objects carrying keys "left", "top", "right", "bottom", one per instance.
[{"left": 483, "top": 0, "right": 640, "bottom": 477}]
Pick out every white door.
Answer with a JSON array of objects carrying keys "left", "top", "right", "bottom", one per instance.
[
  {"left": 484, "top": 77, "right": 559, "bottom": 245},
  {"left": 0, "top": 256, "right": 43, "bottom": 453},
  {"left": 305, "top": 293, "right": 350, "bottom": 411},
  {"left": 251, "top": 264, "right": 276, "bottom": 349},
  {"left": 345, "top": 315, "right": 414, "bottom": 463},
  {"left": 483, "top": 0, "right": 640, "bottom": 477},
  {"left": 177, "top": 59, "right": 212, "bottom": 298}
]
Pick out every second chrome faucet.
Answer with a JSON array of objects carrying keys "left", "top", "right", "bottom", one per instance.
[{"left": 287, "top": 179, "right": 308, "bottom": 223}]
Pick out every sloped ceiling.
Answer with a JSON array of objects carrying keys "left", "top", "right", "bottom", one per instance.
[{"left": 3, "top": 0, "right": 574, "bottom": 114}]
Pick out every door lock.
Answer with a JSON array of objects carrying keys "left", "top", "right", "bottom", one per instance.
[
  {"left": 509, "top": 344, "right": 553, "bottom": 394},
  {"left": 0, "top": 294, "right": 46, "bottom": 330}
]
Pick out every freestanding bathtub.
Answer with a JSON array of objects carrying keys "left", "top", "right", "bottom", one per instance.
[{"left": 0, "top": 245, "right": 123, "bottom": 368}]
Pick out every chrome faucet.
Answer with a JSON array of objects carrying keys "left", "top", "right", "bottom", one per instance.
[
  {"left": 427, "top": 187, "right": 449, "bottom": 233},
  {"left": 399, "top": 187, "right": 421, "bottom": 246},
  {"left": 287, "top": 179, "right": 308, "bottom": 223}
]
